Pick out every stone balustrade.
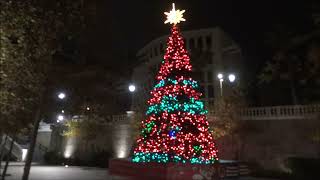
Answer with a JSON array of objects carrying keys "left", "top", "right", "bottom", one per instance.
[
  {"left": 111, "top": 115, "right": 129, "bottom": 122},
  {"left": 112, "top": 104, "right": 320, "bottom": 122},
  {"left": 239, "top": 104, "right": 320, "bottom": 120}
]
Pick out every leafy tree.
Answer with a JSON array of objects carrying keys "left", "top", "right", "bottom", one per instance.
[
  {"left": 208, "top": 87, "right": 246, "bottom": 137},
  {"left": 259, "top": 24, "right": 320, "bottom": 105},
  {"left": 208, "top": 88, "right": 261, "bottom": 160},
  {"left": 63, "top": 121, "right": 81, "bottom": 138},
  {"left": 0, "top": 1, "right": 52, "bottom": 178},
  {"left": 1, "top": 0, "right": 86, "bottom": 179}
]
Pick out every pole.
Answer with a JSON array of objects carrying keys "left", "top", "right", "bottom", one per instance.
[
  {"left": 22, "top": 109, "right": 41, "bottom": 180},
  {"left": 219, "top": 79, "right": 223, "bottom": 97},
  {"left": 0, "top": 135, "right": 8, "bottom": 172},
  {"left": 1, "top": 137, "right": 14, "bottom": 180}
]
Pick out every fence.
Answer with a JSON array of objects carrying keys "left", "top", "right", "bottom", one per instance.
[
  {"left": 239, "top": 104, "right": 320, "bottom": 120},
  {"left": 112, "top": 104, "right": 320, "bottom": 122}
]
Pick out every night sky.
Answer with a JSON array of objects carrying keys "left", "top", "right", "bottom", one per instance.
[
  {"left": 101, "top": 0, "right": 315, "bottom": 66},
  {"left": 56, "top": 0, "right": 318, "bottom": 109},
  {"left": 30, "top": 0, "right": 318, "bottom": 118}
]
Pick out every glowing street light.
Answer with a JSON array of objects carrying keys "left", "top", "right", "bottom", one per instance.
[
  {"left": 128, "top": 84, "right": 136, "bottom": 92},
  {"left": 57, "top": 115, "right": 64, "bottom": 121},
  {"left": 58, "top": 92, "right": 66, "bottom": 100},
  {"left": 217, "top": 73, "right": 236, "bottom": 97},
  {"left": 228, "top": 74, "right": 236, "bottom": 83}
]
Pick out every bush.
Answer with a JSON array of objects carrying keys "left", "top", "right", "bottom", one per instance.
[
  {"left": 87, "top": 151, "right": 111, "bottom": 168},
  {"left": 286, "top": 157, "right": 320, "bottom": 179},
  {"left": 44, "top": 150, "right": 111, "bottom": 167},
  {"left": 43, "top": 151, "right": 64, "bottom": 165},
  {"left": 249, "top": 161, "right": 291, "bottom": 179},
  {"left": 252, "top": 169, "right": 291, "bottom": 179},
  {"left": 63, "top": 151, "right": 111, "bottom": 168}
]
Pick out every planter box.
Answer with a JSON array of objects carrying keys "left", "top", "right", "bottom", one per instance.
[{"left": 109, "top": 158, "right": 249, "bottom": 180}]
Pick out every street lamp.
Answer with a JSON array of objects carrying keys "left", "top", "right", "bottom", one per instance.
[
  {"left": 58, "top": 92, "right": 66, "bottom": 100},
  {"left": 128, "top": 84, "right": 136, "bottom": 92},
  {"left": 228, "top": 74, "right": 236, "bottom": 83},
  {"left": 217, "top": 74, "right": 224, "bottom": 97},
  {"left": 57, "top": 115, "right": 64, "bottom": 121},
  {"left": 217, "top": 73, "right": 236, "bottom": 97}
]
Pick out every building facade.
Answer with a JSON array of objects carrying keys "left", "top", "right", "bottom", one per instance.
[{"left": 132, "top": 27, "right": 243, "bottom": 111}]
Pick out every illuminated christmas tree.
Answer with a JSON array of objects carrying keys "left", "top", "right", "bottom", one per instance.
[{"left": 132, "top": 3, "right": 218, "bottom": 164}]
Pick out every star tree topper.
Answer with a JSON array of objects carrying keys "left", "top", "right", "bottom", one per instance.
[{"left": 164, "top": 3, "right": 186, "bottom": 25}]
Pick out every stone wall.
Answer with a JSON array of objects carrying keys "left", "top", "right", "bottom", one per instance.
[
  {"left": 216, "top": 118, "right": 320, "bottom": 170},
  {"left": 50, "top": 114, "right": 319, "bottom": 171},
  {"left": 52, "top": 120, "right": 134, "bottom": 161}
]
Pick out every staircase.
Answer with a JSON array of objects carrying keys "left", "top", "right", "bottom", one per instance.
[
  {"left": 0, "top": 122, "right": 53, "bottom": 162},
  {"left": 1, "top": 135, "right": 28, "bottom": 161}
]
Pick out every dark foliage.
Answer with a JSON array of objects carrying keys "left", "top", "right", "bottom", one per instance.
[
  {"left": 43, "top": 151, "right": 64, "bottom": 165},
  {"left": 286, "top": 157, "right": 320, "bottom": 179}
]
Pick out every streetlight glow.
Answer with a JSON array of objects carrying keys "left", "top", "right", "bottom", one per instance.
[
  {"left": 228, "top": 74, "right": 236, "bottom": 82},
  {"left": 128, "top": 84, "right": 136, "bottom": 92},
  {"left": 57, "top": 115, "right": 64, "bottom": 121},
  {"left": 58, "top": 92, "right": 66, "bottom": 99},
  {"left": 217, "top": 73, "right": 223, "bottom": 79}
]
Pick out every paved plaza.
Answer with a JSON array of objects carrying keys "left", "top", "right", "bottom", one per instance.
[
  {"left": 2, "top": 164, "right": 107, "bottom": 180},
  {"left": 1, "top": 162, "right": 277, "bottom": 180}
]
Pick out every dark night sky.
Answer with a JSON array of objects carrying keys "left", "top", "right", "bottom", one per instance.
[
  {"left": 82, "top": 0, "right": 317, "bottom": 75},
  {"left": 109, "top": 1, "right": 313, "bottom": 57},
  {"left": 56, "top": 0, "right": 318, "bottom": 111}
]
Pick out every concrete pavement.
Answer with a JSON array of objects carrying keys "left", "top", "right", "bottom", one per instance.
[
  {"left": 1, "top": 162, "right": 277, "bottom": 180},
  {"left": 2, "top": 164, "right": 108, "bottom": 180}
]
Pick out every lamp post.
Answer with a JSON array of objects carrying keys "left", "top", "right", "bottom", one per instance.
[
  {"left": 58, "top": 92, "right": 66, "bottom": 100},
  {"left": 217, "top": 73, "right": 236, "bottom": 97},
  {"left": 128, "top": 84, "right": 136, "bottom": 111},
  {"left": 57, "top": 92, "right": 66, "bottom": 123},
  {"left": 128, "top": 84, "right": 136, "bottom": 92},
  {"left": 228, "top": 74, "right": 236, "bottom": 83},
  {"left": 217, "top": 73, "right": 224, "bottom": 97},
  {"left": 57, "top": 115, "right": 64, "bottom": 123}
]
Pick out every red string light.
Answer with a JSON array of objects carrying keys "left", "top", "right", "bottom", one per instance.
[{"left": 132, "top": 25, "right": 218, "bottom": 164}]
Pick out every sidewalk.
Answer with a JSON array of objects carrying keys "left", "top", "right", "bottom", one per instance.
[{"left": 0, "top": 161, "right": 39, "bottom": 166}]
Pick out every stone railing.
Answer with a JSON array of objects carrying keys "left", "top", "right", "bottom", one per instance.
[
  {"left": 239, "top": 104, "right": 320, "bottom": 120},
  {"left": 112, "top": 104, "right": 320, "bottom": 122},
  {"left": 112, "top": 112, "right": 135, "bottom": 123},
  {"left": 112, "top": 115, "right": 128, "bottom": 122}
]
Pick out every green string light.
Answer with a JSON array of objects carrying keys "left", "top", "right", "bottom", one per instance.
[
  {"left": 132, "top": 152, "right": 216, "bottom": 164},
  {"left": 141, "top": 121, "right": 156, "bottom": 137},
  {"left": 146, "top": 96, "right": 207, "bottom": 115},
  {"left": 193, "top": 145, "right": 202, "bottom": 154},
  {"left": 154, "top": 78, "right": 198, "bottom": 89},
  {"left": 132, "top": 152, "right": 169, "bottom": 163}
]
